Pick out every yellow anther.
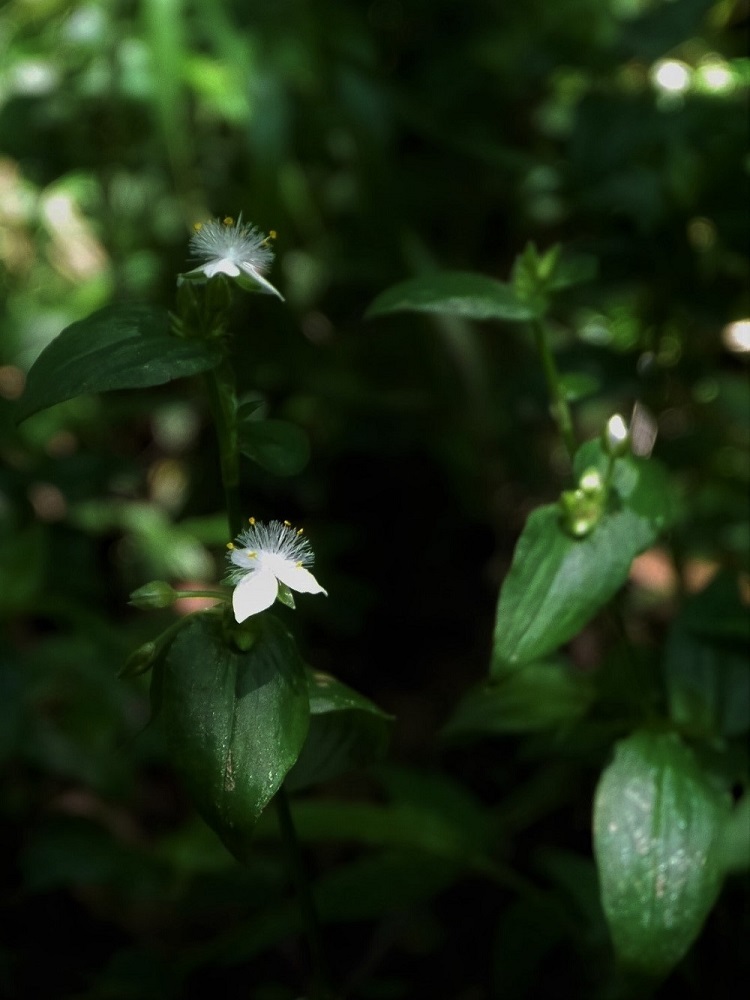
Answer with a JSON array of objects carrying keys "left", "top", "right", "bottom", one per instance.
[
  {"left": 226, "top": 542, "right": 235, "bottom": 550},
  {"left": 262, "top": 229, "right": 277, "bottom": 247},
  {"left": 296, "top": 528, "right": 304, "bottom": 535},
  {"left": 246, "top": 550, "right": 257, "bottom": 559},
  {"left": 296, "top": 561, "right": 303, "bottom": 567},
  {"left": 248, "top": 516, "right": 256, "bottom": 525},
  {"left": 223, "top": 216, "right": 234, "bottom": 226},
  {"left": 193, "top": 222, "right": 203, "bottom": 232},
  {"left": 283, "top": 520, "right": 292, "bottom": 527}
]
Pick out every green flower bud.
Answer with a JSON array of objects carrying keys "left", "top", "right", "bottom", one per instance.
[
  {"left": 560, "top": 466, "right": 607, "bottom": 538},
  {"left": 129, "top": 581, "right": 178, "bottom": 610},
  {"left": 119, "top": 640, "right": 159, "bottom": 678},
  {"left": 603, "top": 413, "right": 631, "bottom": 457}
]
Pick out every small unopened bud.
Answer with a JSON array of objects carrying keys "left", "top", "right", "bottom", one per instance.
[
  {"left": 603, "top": 413, "right": 630, "bottom": 457},
  {"left": 129, "top": 581, "right": 178, "bottom": 610},
  {"left": 579, "top": 468, "right": 604, "bottom": 495},
  {"left": 119, "top": 640, "right": 159, "bottom": 678}
]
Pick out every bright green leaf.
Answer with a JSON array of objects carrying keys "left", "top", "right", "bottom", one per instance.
[
  {"left": 593, "top": 730, "right": 731, "bottom": 976},
  {"left": 161, "top": 612, "right": 309, "bottom": 860},
  {"left": 238, "top": 417, "right": 310, "bottom": 476},
  {"left": 17, "top": 304, "right": 221, "bottom": 423},
  {"left": 443, "top": 659, "right": 594, "bottom": 738},
  {"left": 491, "top": 441, "right": 674, "bottom": 674},
  {"left": 285, "top": 669, "right": 393, "bottom": 791},
  {"left": 365, "top": 272, "right": 536, "bottom": 322}
]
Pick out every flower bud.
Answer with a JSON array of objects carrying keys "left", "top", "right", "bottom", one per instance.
[
  {"left": 119, "top": 641, "right": 159, "bottom": 678},
  {"left": 603, "top": 413, "right": 631, "bottom": 457},
  {"left": 129, "top": 581, "right": 178, "bottom": 610}
]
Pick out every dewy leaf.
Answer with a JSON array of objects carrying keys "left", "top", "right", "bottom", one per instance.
[
  {"left": 161, "top": 612, "right": 309, "bottom": 860},
  {"left": 593, "top": 730, "right": 731, "bottom": 976},
  {"left": 17, "top": 303, "right": 222, "bottom": 422},
  {"left": 491, "top": 440, "right": 675, "bottom": 675},
  {"left": 365, "top": 272, "right": 537, "bottom": 322},
  {"left": 285, "top": 669, "right": 393, "bottom": 791},
  {"left": 238, "top": 418, "right": 310, "bottom": 477},
  {"left": 443, "top": 659, "right": 594, "bottom": 738}
]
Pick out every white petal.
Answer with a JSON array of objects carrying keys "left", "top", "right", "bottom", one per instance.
[
  {"left": 237, "top": 264, "right": 285, "bottom": 300},
  {"left": 204, "top": 258, "right": 241, "bottom": 278},
  {"left": 232, "top": 570, "right": 279, "bottom": 621},
  {"left": 274, "top": 562, "right": 327, "bottom": 596}
]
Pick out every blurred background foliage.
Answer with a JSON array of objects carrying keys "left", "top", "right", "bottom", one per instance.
[{"left": 0, "top": 0, "right": 748, "bottom": 997}]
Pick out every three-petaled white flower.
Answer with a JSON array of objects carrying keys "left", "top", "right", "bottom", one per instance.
[
  {"left": 226, "top": 519, "right": 327, "bottom": 622},
  {"left": 181, "top": 214, "right": 284, "bottom": 299}
]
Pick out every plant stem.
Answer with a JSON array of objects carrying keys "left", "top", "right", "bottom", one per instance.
[
  {"left": 205, "top": 361, "right": 243, "bottom": 537},
  {"left": 275, "top": 788, "right": 332, "bottom": 998},
  {"left": 206, "top": 354, "right": 332, "bottom": 997},
  {"left": 531, "top": 318, "right": 577, "bottom": 463}
]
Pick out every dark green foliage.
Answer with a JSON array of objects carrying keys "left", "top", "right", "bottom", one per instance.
[{"left": 1, "top": 0, "right": 748, "bottom": 998}]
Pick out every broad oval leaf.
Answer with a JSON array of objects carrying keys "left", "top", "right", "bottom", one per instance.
[
  {"left": 593, "top": 730, "right": 730, "bottom": 976},
  {"left": 365, "top": 272, "right": 536, "bottom": 322},
  {"left": 491, "top": 441, "right": 675, "bottom": 675},
  {"left": 443, "top": 659, "right": 594, "bottom": 739},
  {"left": 285, "top": 669, "right": 393, "bottom": 791},
  {"left": 238, "top": 418, "right": 310, "bottom": 476},
  {"left": 17, "top": 303, "right": 221, "bottom": 422},
  {"left": 161, "top": 612, "right": 309, "bottom": 860}
]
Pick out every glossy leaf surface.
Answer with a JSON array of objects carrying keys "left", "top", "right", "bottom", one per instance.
[
  {"left": 593, "top": 730, "right": 730, "bottom": 975},
  {"left": 161, "top": 612, "right": 308, "bottom": 860},
  {"left": 18, "top": 304, "right": 221, "bottom": 422},
  {"left": 491, "top": 441, "right": 674, "bottom": 674},
  {"left": 285, "top": 669, "right": 392, "bottom": 790},
  {"left": 366, "top": 272, "right": 536, "bottom": 322}
]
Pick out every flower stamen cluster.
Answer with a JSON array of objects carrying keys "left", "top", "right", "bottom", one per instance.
[
  {"left": 181, "top": 214, "right": 284, "bottom": 299},
  {"left": 226, "top": 518, "right": 327, "bottom": 621}
]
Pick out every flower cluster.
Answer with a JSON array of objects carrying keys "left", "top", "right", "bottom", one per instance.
[
  {"left": 181, "top": 214, "right": 284, "bottom": 299},
  {"left": 226, "top": 519, "right": 327, "bottom": 622}
]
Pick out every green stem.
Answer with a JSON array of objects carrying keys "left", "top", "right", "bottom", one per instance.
[
  {"left": 531, "top": 318, "right": 577, "bottom": 463},
  {"left": 205, "top": 361, "right": 243, "bottom": 537},
  {"left": 205, "top": 350, "right": 332, "bottom": 997},
  {"left": 275, "top": 789, "right": 332, "bottom": 998}
]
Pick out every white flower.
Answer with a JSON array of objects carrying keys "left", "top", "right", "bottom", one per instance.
[
  {"left": 226, "top": 519, "right": 327, "bottom": 622},
  {"left": 181, "top": 214, "right": 284, "bottom": 299}
]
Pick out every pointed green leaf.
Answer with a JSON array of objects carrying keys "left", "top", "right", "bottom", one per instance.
[
  {"left": 285, "top": 669, "right": 393, "bottom": 791},
  {"left": 443, "top": 659, "right": 594, "bottom": 738},
  {"left": 366, "top": 272, "right": 536, "bottom": 322},
  {"left": 593, "top": 731, "right": 730, "bottom": 976},
  {"left": 161, "top": 612, "right": 309, "bottom": 860},
  {"left": 238, "top": 417, "right": 310, "bottom": 476},
  {"left": 17, "top": 304, "right": 221, "bottom": 422},
  {"left": 492, "top": 441, "right": 675, "bottom": 674}
]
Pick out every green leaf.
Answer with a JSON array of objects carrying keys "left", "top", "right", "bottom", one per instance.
[
  {"left": 238, "top": 418, "right": 310, "bottom": 476},
  {"left": 17, "top": 304, "right": 222, "bottom": 423},
  {"left": 665, "top": 579, "right": 750, "bottom": 738},
  {"left": 365, "top": 272, "right": 536, "bottom": 322},
  {"left": 161, "top": 612, "right": 309, "bottom": 860},
  {"left": 593, "top": 730, "right": 730, "bottom": 976},
  {"left": 559, "top": 371, "right": 601, "bottom": 402},
  {"left": 546, "top": 252, "right": 598, "bottom": 291},
  {"left": 443, "top": 659, "right": 594, "bottom": 738},
  {"left": 491, "top": 441, "right": 674, "bottom": 674},
  {"left": 285, "top": 669, "right": 393, "bottom": 791}
]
